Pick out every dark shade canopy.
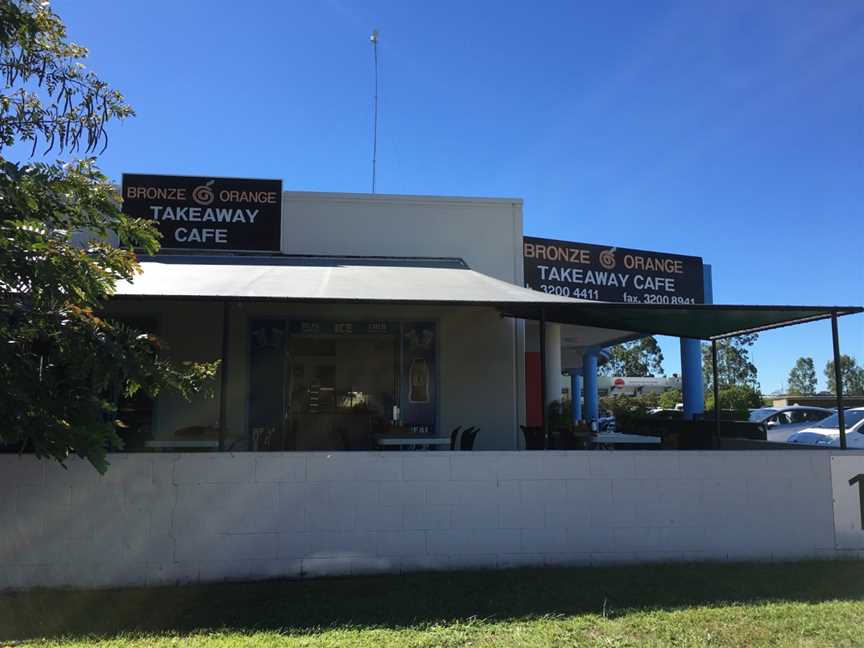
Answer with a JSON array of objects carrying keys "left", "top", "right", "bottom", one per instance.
[
  {"left": 500, "top": 302, "right": 862, "bottom": 340},
  {"left": 115, "top": 255, "right": 862, "bottom": 341}
]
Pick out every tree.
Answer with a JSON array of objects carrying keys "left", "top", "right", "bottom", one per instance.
[
  {"left": 657, "top": 388, "right": 682, "bottom": 410},
  {"left": 599, "top": 336, "right": 665, "bottom": 377},
  {"left": 600, "top": 392, "right": 660, "bottom": 421},
  {"left": 705, "top": 384, "right": 763, "bottom": 416},
  {"left": 825, "top": 355, "right": 864, "bottom": 396},
  {"left": 702, "top": 333, "right": 759, "bottom": 391},
  {"left": 0, "top": 1, "right": 218, "bottom": 472},
  {"left": 787, "top": 357, "right": 817, "bottom": 395}
]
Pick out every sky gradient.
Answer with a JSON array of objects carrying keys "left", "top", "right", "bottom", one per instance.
[{"left": 50, "top": 0, "right": 864, "bottom": 393}]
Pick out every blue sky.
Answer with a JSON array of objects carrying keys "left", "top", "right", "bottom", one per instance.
[{"left": 52, "top": 0, "right": 863, "bottom": 393}]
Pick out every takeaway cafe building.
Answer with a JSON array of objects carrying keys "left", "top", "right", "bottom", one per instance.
[
  {"left": 2, "top": 173, "right": 862, "bottom": 592},
  {"left": 109, "top": 173, "right": 857, "bottom": 452}
]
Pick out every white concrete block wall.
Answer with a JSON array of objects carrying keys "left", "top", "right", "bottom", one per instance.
[{"left": 0, "top": 450, "right": 856, "bottom": 591}]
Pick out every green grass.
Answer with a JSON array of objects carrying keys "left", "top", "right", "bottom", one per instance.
[{"left": 3, "top": 561, "right": 864, "bottom": 647}]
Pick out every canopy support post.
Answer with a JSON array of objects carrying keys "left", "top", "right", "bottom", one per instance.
[
  {"left": 711, "top": 339, "right": 720, "bottom": 446},
  {"left": 218, "top": 301, "right": 230, "bottom": 452},
  {"left": 571, "top": 373, "right": 582, "bottom": 422},
  {"left": 539, "top": 307, "right": 548, "bottom": 448},
  {"left": 832, "top": 313, "right": 847, "bottom": 449}
]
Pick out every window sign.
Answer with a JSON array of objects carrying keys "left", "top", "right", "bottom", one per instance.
[
  {"left": 122, "top": 173, "right": 282, "bottom": 252},
  {"left": 523, "top": 236, "right": 704, "bottom": 304},
  {"left": 401, "top": 322, "right": 437, "bottom": 434},
  {"left": 289, "top": 321, "right": 395, "bottom": 336}
]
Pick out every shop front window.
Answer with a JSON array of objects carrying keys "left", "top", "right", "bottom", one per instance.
[{"left": 248, "top": 320, "right": 437, "bottom": 451}]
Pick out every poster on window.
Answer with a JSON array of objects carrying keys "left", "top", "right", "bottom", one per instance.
[{"left": 401, "top": 322, "right": 436, "bottom": 434}]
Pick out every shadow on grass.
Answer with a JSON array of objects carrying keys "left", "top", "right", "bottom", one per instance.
[{"left": 2, "top": 560, "right": 864, "bottom": 641}]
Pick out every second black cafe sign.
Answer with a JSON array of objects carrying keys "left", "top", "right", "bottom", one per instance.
[
  {"left": 524, "top": 236, "right": 705, "bottom": 304},
  {"left": 122, "top": 173, "right": 283, "bottom": 251}
]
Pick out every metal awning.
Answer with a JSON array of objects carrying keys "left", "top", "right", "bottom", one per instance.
[
  {"left": 115, "top": 255, "right": 862, "bottom": 341},
  {"left": 500, "top": 302, "right": 862, "bottom": 340}
]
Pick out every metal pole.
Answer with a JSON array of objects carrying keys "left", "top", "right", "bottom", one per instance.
[
  {"left": 711, "top": 339, "right": 720, "bottom": 445},
  {"left": 370, "top": 30, "right": 379, "bottom": 193},
  {"left": 832, "top": 313, "right": 847, "bottom": 449},
  {"left": 218, "top": 301, "right": 230, "bottom": 452},
  {"left": 539, "top": 308, "right": 548, "bottom": 448}
]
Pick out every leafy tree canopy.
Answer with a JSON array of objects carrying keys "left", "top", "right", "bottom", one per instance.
[
  {"left": 599, "top": 336, "right": 665, "bottom": 377},
  {"left": 0, "top": 0, "right": 218, "bottom": 472},
  {"left": 657, "top": 388, "right": 682, "bottom": 410},
  {"left": 600, "top": 392, "right": 661, "bottom": 421},
  {"left": 825, "top": 355, "right": 864, "bottom": 396},
  {"left": 787, "top": 356, "right": 817, "bottom": 395},
  {"left": 702, "top": 333, "right": 760, "bottom": 391},
  {"left": 705, "top": 384, "right": 763, "bottom": 415}
]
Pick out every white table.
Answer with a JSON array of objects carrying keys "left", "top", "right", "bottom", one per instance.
[
  {"left": 376, "top": 436, "right": 451, "bottom": 450},
  {"left": 594, "top": 433, "right": 661, "bottom": 445},
  {"left": 145, "top": 440, "right": 220, "bottom": 449}
]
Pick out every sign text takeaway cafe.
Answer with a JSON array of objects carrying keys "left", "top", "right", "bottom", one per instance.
[{"left": 111, "top": 173, "right": 861, "bottom": 453}]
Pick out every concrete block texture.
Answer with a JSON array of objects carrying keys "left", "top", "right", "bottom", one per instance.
[{"left": 0, "top": 450, "right": 852, "bottom": 591}]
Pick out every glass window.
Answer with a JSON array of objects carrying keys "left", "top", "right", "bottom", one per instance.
[
  {"left": 749, "top": 408, "right": 776, "bottom": 422},
  {"left": 247, "top": 319, "right": 438, "bottom": 451},
  {"left": 815, "top": 411, "right": 864, "bottom": 429},
  {"left": 288, "top": 332, "right": 398, "bottom": 450}
]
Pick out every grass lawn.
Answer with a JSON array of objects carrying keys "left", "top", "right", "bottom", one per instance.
[{"left": 3, "top": 561, "right": 864, "bottom": 647}]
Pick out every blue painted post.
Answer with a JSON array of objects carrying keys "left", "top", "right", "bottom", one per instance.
[
  {"left": 680, "top": 265, "right": 713, "bottom": 420},
  {"left": 583, "top": 349, "right": 599, "bottom": 423},
  {"left": 571, "top": 373, "right": 582, "bottom": 422},
  {"left": 680, "top": 338, "right": 703, "bottom": 419}
]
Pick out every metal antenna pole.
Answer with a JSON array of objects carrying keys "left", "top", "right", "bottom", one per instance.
[{"left": 370, "top": 30, "right": 379, "bottom": 194}]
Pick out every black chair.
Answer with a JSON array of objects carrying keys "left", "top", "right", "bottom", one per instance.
[
  {"left": 460, "top": 427, "right": 479, "bottom": 450},
  {"left": 449, "top": 426, "right": 462, "bottom": 450},
  {"left": 521, "top": 425, "right": 545, "bottom": 450}
]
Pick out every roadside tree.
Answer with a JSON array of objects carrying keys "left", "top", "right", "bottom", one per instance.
[
  {"left": 825, "top": 355, "right": 864, "bottom": 396},
  {"left": 0, "top": 0, "right": 218, "bottom": 472},
  {"left": 705, "top": 385, "right": 763, "bottom": 417},
  {"left": 702, "top": 334, "right": 759, "bottom": 391},
  {"left": 787, "top": 357, "right": 817, "bottom": 395},
  {"left": 657, "top": 388, "right": 682, "bottom": 409},
  {"left": 599, "top": 336, "right": 664, "bottom": 377}
]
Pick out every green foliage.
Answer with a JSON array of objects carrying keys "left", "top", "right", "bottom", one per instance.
[
  {"left": 787, "top": 356, "right": 817, "bottom": 395},
  {"left": 600, "top": 392, "right": 660, "bottom": 427},
  {"left": 657, "top": 388, "right": 682, "bottom": 409},
  {"left": 0, "top": 1, "right": 218, "bottom": 472},
  {"left": 825, "top": 355, "right": 864, "bottom": 396},
  {"left": 702, "top": 333, "right": 760, "bottom": 390},
  {"left": 1, "top": 0, "right": 133, "bottom": 153},
  {"left": 599, "top": 336, "right": 664, "bottom": 377},
  {"left": 705, "top": 384, "right": 763, "bottom": 418},
  {"left": 547, "top": 399, "right": 572, "bottom": 430}
]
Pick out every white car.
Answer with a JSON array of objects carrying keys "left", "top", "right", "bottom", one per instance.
[
  {"left": 785, "top": 407, "right": 864, "bottom": 447},
  {"left": 747, "top": 406, "right": 833, "bottom": 442}
]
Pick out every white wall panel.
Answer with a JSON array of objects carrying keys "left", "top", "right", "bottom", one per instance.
[{"left": 2, "top": 450, "right": 858, "bottom": 592}]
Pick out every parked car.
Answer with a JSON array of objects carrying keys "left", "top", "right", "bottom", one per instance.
[
  {"left": 785, "top": 407, "right": 864, "bottom": 447},
  {"left": 597, "top": 413, "right": 616, "bottom": 432},
  {"left": 647, "top": 408, "right": 684, "bottom": 419},
  {"left": 747, "top": 405, "right": 833, "bottom": 442}
]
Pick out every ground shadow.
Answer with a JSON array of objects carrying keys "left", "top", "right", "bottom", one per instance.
[{"left": 2, "top": 560, "right": 864, "bottom": 642}]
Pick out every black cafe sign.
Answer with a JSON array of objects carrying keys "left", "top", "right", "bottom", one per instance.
[
  {"left": 122, "top": 173, "right": 282, "bottom": 251},
  {"left": 524, "top": 236, "right": 704, "bottom": 304}
]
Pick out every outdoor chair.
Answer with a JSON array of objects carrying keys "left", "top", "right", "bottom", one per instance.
[
  {"left": 449, "top": 426, "right": 462, "bottom": 450},
  {"left": 520, "top": 425, "right": 545, "bottom": 450},
  {"left": 460, "top": 427, "right": 479, "bottom": 450}
]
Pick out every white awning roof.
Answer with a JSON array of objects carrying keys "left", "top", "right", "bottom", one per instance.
[
  {"left": 114, "top": 255, "right": 862, "bottom": 341},
  {"left": 117, "top": 256, "right": 578, "bottom": 305}
]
